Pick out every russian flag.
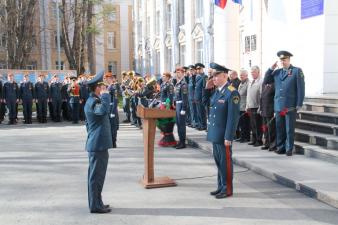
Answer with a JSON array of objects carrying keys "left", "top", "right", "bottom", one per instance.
[
  {"left": 215, "top": 0, "right": 227, "bottom": 9},
  {"left": 232, "top": 0, "right": 242, "bottom": 4}
]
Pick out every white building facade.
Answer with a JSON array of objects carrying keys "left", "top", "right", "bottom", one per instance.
[
  {"left": 133, "top": 0, "right": 338, "bottom": 96},
  {"left": 133, "top": 0, "right": 240, "bottom": 76}
]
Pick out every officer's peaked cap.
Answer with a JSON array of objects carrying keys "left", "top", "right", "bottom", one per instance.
[
  {"left": 277, "top": 50, "right": 293, "bottom": 59},
  {"left": 210, "top": 62, "right": 230, "bottom": 73},
  {"left": 87, "top": 70, "right": 104, "bottom": 86},
  {"left": 188, "top": 65, "right": 196, "bottom": 70},
  {"left": 195, "top": 63, "right": 205, "bottom": 69}
]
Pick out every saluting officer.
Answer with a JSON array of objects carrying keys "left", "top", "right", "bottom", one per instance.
[
  {"left": 84, "top": 71, "right": 112, "bottom": 214},
  {"left": 35, "top": 74, "right": 49, "bottom": 123},
  {"left": 204, "top": 63, "right": 240, "bottom": 199},
  {"left": 174, "top": 67, "right": 188, "bottom": 149},
  {"left": 264, "top": 50, "right": 305, "bottom": 156},
  {"left": 20, "top": 74, "right": 34, "bottom": 124},
  {"left": 3, "top": 73, "right": 19, "bottom": 125},
  {"left": 194, "top": 63, "right": 208, "bottom": 130}
]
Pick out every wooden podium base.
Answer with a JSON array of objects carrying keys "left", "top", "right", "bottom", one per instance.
[{"left": 141, "top": 176, "right": 177, "bottom": 189}]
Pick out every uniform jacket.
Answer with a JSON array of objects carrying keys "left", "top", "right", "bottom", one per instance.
[
  {"left": 188, "top": 75, "right": 196, "bottom": 100},
  {"left": 229, "top": 78, "right": 241, "bottom": 90},
  {"left": 20, "top": 81, "right": 34, "bottom": 100},
  {"left": 260, "top": 82, "right": 275, "bottom": 117},
  {"left": 160, "top": 82, "right": 174, "bottom": 103},
  {"left": 68, "top": 83, "right": 80, "bottom": 104},
  {"left": 3, "top": 81, "right": 19, "bottom": 101},
  {"left": 238, "top": 79, "right": 249, "bottom": 111},
  {"left": 194, "top": 73, "right": 207, "bottom": 101},
  {"left": 246, "top": 77, "right": 262, "bottom": 109},
  {"left": 35, "top": 81, "right": 49, "bottom": 100},
  {"left": 174, "top": 78, "right": 188, "bottom": 111},
  {"left": 80, "top": 81, "right": 89, "bottom": 101},
  {"left": 85, "top": 92, "right": 112, "bottom": 152},
  {"left": 264, "top": 65, "right": 305, "bottom": 112},
  {"left": 204, "top": 83, "right": 240, "bottom": 144},
  {"left": 49, "top": 82, "right": 62, "bottom": 101}
]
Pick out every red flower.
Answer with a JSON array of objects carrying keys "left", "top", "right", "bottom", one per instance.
[
  {"left": 261, "top": 124, "right": 268, "bottom": 132},
  {"left": 279, "top": 108, "right": 288, "bottom": 117}
]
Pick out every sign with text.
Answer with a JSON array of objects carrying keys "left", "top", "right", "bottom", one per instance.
[{"left": 301, "top": 0, "right": 324, "bottom": 19}]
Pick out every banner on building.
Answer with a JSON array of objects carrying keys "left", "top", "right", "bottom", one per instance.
[
  {"left": 301, "top": 0, "right": 324, "bottom": 19},
  {"left": 215, "top": 0, "right": 227, "bottom": 9}
]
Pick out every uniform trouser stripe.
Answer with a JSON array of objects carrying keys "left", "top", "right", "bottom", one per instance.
[{"left": 225, "top": 145, "right": 233, "bottom": 196}]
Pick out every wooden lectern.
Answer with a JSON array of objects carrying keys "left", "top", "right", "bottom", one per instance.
[{"left": 137, "top": 105, "right": 177, "bottom": 189}]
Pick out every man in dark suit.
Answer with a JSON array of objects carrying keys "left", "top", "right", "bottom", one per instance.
[
  {"left": 264, "top": 50, "right": 305, "bottom": 156},
  {"left": 260, "top": 81, "right": 276, "bottom": 151},
  {"left": 3, "top": 73, "right": 19, "bottom": 125},
  {"left": 0, "top": 75, "right": 6, "bottom": 124},
  {"left": 204, "top": 63, "right": 240, "bottom": 199},
  {"left": 49, "top": 75, "right": 63, "bottom": 122},
  {"left": 84, "top": 71, "right": 112, "bottom": 214}
]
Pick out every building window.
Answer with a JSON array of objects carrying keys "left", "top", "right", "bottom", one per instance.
[
  {"left": 54, "top": 35, "right": 64, "bottom": 49},
  {"left": 108, "top": 7, "right": 117, "bottom": 21},
  {"left": 26, "top": 61, "right": 37, "bottom": 70},
  {"left": 155, "top": 51, "right": 160, "bottom": 75},
  {"left": 251, "top": 35, "right": 257, "bottom": 51},
  {"left": 155, "top": 11, "right": 160, "bottom": 36},
  {"left": 195, "top": 0, "right": 203, "bottom": 19},
  {"left": 0, "top": 33, "right": 6, "bottom": 48},
  {"left": 107, "top": 32, "right": 116, "bottom": 49},
  {"left": 166, "top": 48, "right": 172, "bottom": 72},
  {"left": 179, "top": 44, "right": 185, "bottom": 66},
  {"left": 178, "top": 0, "right": 185, "bottom": 26},
  {"left": 166, "top": 4, "right": 172, "bottom": 31},
  {"left": 55, "top": 61, "right": 64, "bottom": 70},
  {"left": 245, "top": 36, "right": 250, "bottom": 53},
  {"left": 108, "top": 61, "right": 118, "bottom": 74},
  {"left": 195, "top": 40, "right": 203, "bottom": 63}
]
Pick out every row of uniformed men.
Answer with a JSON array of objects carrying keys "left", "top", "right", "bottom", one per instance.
[{"left": 0, "top": 73, "right": 90, "bottom": 125}]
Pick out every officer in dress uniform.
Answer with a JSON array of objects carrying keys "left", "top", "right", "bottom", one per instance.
[
  {"left": 121, "top": 71, "right": 132, "bottom": 123},
  {"left": 183, "top": 66, "right": 191, "bottom": 126},
  {"left": 80, "top": 75, "right": 90, "bottom": 121},
  {"left": 174, "top": 67, "right": 188, "bottom": 149},
  {"left": 105, "top": 73, "right": 119, "bottom": 148},
  {"left": 35, "top": 74, "right": 49, "bottom": 123},
  {"left": 68, "top": 77, "right": 81, "bottom": 124},
  {"left": 204, "top": 63, "right": 240, "bottom": 199},
  {"left": 264, "top": 50, "right": 305, "bottom": 156},
  {"left": 20, "top": 74, "right": 34, "bottom": 124},
  {"left": 3, "top": 73, "right": 19, "bottom": 125},
  {"left": 61, "top": 76, "right": 71, "bottom": 121},
  {"left": 194, "top": 63, "right": 208, "bottom": 130},
  {"left": 188, "top": 65, "right": 197, "bottom": 128},
  {"left": 49, "top": 74, "right": 63, "bottom": 122},
  {"left": 160, "top": 72, "right": 174, "bottom": 106},
  {"left": 84, "top": 71, "right": 112, "bottom": 214}
]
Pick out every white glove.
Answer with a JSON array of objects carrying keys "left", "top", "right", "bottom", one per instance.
[
  {"left": 110, "top": 113, "right": 115, "bottom": 118},
  {"left": 180, "top": 110, "right": 186, "bottom": 115}
]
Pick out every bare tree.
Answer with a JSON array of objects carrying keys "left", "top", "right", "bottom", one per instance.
[{"left": 0, "top": 0, "right": 38, "bottom": 69}]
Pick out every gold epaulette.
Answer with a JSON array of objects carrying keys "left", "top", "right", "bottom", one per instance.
[{"left": 228, "top": 85, "right": 235, "bottom": 92}]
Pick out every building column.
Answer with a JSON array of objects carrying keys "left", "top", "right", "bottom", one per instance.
[
  {"left": 184, "top": 0, "right": 193, "bottom": 66},
  {"left": 120, "top": 2, "right": 130, "bottom": 74}
]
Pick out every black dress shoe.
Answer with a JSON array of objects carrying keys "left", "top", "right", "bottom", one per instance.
[
  {"left": 234, "top": 138, "right": 242, "bottom": 142},
  {"left": 104, "top": 204, "right": 110, "bottom": 209},
  {"left": 215, "top": 192, "right": 231, "bottom": 199},
  {"left": 286, "top": 151, "right": 293, "bottom": 156},
  {"left": 210, "top": 189, "right": 221, "bottom": 196},
  {"left": 248, "top": 142, "right": 256, "bottom": 145},
  {"left": 254, "top": 142, "right": 263, "bottom": 147},
  {"left": 261, "top": 146, "right": 269, "bottom": 150},
  {"left": 176, "top": 143, "right": 186, "bottom": 149},
  {"left": 275, "top": 149, "right": 286, "bottom": 154},
  {"left": 269, "top": 147, "right": 277, "bottom": 152},
  {"left": 122, "top": 119, "right": 130, "bottom": 123},
  {"left": 90, "top": 208, "right": 111, "bottom": 214}
]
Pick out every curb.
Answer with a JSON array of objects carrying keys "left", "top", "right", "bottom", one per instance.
[{"left": 187, "top": 136, "right": 338, "bottom": 209}]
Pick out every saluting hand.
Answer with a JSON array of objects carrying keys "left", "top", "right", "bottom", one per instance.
[
  {"left": 271, "top": 61, "right": 278, "bottom": 70},
  {"left": 100, "top": 85, "right": 109, "bottom": 95}
]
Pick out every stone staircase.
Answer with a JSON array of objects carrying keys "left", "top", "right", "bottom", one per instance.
[{"left": 295, "top": 95, "right": 338, "bottom": 164}]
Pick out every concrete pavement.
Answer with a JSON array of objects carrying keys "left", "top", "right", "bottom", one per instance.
[{"left": 0, "top": 122, "right": 338, "bottom": 225}]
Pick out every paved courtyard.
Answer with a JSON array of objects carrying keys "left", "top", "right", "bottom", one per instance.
[{"left": 0, "top": 122, "right": 338, "bottom": 225}]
